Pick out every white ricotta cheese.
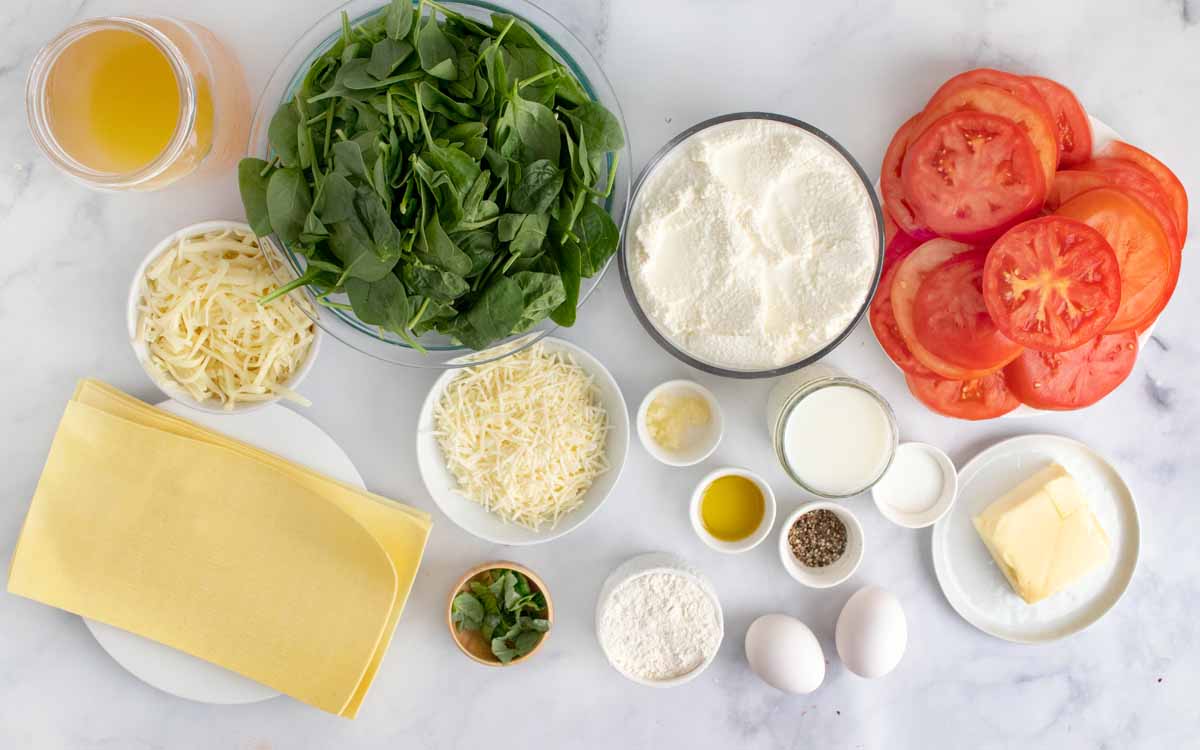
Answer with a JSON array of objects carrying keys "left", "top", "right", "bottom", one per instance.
[{"left": 627, "top": 118, "right": 878, "bottom": 370}]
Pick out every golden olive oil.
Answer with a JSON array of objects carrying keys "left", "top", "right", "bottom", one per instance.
[
  {"left": 46, "top": 28, "right": 181, "bottom": 173},
  {"left": 700, "top": 475, "right": 765, "bottom": 542}
]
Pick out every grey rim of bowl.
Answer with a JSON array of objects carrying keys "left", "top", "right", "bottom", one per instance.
[
  {"left": 251, "top": 0, "right": 632, "bottom": 367},
  {"left": 617, "top": 111, "right": 885, "bottom": 379}
]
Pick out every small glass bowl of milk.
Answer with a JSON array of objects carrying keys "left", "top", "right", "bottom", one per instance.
[{"left": 766, "top": 364, "right": 898, "bottom": 498}]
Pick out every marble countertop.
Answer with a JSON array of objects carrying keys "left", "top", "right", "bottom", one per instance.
[{"left": 2, "top": 0, "right": 1197, "bottom": 747}]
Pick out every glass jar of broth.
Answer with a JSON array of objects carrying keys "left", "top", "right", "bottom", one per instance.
[{"left": 26, "top": 16, "right": 250, "bottom": 191}]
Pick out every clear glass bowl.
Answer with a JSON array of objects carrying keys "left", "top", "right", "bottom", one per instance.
[
  {"left": 248, "top": 0, "right": 631, "bottom": 368},
  {"left": 618, "top": 112, "right": 885, "bottom": 379}
]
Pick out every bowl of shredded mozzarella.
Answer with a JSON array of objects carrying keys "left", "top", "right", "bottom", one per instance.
[
  {"left": 416, "top": 338, "right": 629, "bottom": 545},
  {"left": 128, "top": 221, "right": 320, "bottom": 413}
]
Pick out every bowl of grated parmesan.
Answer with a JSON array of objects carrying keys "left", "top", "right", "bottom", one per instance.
[
  {"left": 416, "top": 338, "right": 629, "bottom": 545},
  {"left": 127, "top": 221, "right": 321, "bottom": 414}
]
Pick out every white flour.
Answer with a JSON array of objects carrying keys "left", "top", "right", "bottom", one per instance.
[
  {"left": 598, "top": 571, "right": 721, "bottom": 682},
  {"left": 628, "top": 118, "right": 878, "bottom": 369}
]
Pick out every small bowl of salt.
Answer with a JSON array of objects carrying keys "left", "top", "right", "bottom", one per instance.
[{"left": 871, "top": 442, "right": 958, "bottom": 529}]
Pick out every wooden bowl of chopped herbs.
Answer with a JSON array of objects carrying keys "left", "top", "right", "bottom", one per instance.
[{"left": 447, "top": 562, "right": 553, "bottom": 666}]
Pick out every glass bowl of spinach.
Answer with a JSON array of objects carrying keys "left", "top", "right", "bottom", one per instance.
[{"left": 242, "top": 0, "right": 631, "bottom": 367}]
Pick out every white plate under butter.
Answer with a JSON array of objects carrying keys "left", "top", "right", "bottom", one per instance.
[
  {"left": 83, "top": 400, "right": 364, "bottom": 705},
  {"left": 931, "top": 434, "right": 1139, "bottom": 643},
  {"left": 416, "top": 337, "right": 629, "bottom": 546}
]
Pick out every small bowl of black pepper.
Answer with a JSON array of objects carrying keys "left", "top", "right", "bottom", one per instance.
[{"left": 778, "top": 502, "right": 864, "bottom": 588}]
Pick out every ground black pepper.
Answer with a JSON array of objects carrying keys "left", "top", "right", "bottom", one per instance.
[{"left": 788, "top": 509, "right": 847, "bottom": 567}]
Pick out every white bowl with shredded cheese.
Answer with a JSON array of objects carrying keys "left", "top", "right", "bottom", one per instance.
[
  {"left": 416, "top": 338, "right": 629, "bottom": 545},
  {"left": 127, "top": 221, "right": 320, "bottom": 414}
]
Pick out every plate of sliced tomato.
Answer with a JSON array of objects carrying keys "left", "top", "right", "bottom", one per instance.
[{"left": 872, "top": 68, "right": 1186, "bottom": 420}]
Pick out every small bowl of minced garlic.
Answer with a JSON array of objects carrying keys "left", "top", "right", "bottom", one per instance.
[{"left": 636, "top": 380, "right": 723, "bottom": 466}]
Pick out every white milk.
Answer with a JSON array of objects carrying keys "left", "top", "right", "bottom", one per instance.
[{"left": 767, "top": 367, "right": 895, "bottom": 497}]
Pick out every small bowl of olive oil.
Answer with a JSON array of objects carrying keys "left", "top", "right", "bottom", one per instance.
[{"left": 690, "top": 468, "right": 777, "bottom": 554}]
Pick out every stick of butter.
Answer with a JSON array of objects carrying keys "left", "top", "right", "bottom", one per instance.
[{"left": 973, "top": 463, "right": 1110, "bottom": 605}]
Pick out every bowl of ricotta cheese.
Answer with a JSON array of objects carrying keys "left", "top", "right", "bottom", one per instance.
[{"left": 619, "top": 113, "right": 884, "bottom": 378}]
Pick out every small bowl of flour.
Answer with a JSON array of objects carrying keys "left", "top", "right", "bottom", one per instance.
[
  {"left": 619, "top": 113, "right": 884, "bottom": 378},
  {"left": 595, "top": 552, "right": 723, "bottom": 686}
]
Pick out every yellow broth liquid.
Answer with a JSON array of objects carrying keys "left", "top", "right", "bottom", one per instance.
[
  {"left": 700, "top": 475, "right": 765, "bottom": 542},
  {"left": 46, "top": 28, "right": 182, "bottom": 173}
]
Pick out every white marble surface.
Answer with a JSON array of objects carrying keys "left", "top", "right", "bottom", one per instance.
[{"left": 2, "top": 0, "right": 1197, "bottom": 747}]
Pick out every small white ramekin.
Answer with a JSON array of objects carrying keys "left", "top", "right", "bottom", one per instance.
[
  {"left": 778, "top": 501, "right": 864, "bottom": 588},
  {"left": 636, "top": 379, "right": 723, "bottom": 467},
  {"left": 126, "top": 220, "right": 321, "bottom": 415},
  {"left": 690, "top": 467, "right": 777, "bottom": 554}
]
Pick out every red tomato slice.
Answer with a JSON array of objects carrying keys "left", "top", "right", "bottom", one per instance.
[
  {"left": 913, "top": 250, "right": 1023, "bottom": 370},
  {"left": 904, "top": 371, "right": 1021, "bottom": 420},
  {"left": 982, "top": 216, "right": 1121, "bottom": 352},
  {"left": 1026, "top": 76, "right": 1092, "bottom": 167},
  {"left": 880, "top": 114, "right": 933, "bottom": 239},
  {"left": 1055, "top": 188, "right": 1176, "bottom": 332},
  {"left": 870, "top": 249, "right": 933, "bottom": 377},
  {"left": 927, "top": 69, "right": 1055, "bottom": 145},
  {"left": 1100, "top": 140, "right": 1188, "bottom": 239},
  {"left": 1005, "top": 331, "right": 1138, "bottom": 410},
  {"left": 889, "top": 238, "right": 1002, "bottom": 379},
  {"left": 885, "top": 227, "right": 923, "bottom": 266},
  {"left": 901, "top": 112, "right": 1046, "bottom": 240},
  {"left": 1078, "top": 157, "right": 1182, "bottom": 252},
  {"left": 918, "top": 82, "right": 1058, "bottom": 188},
  {"left": 884, "top": 210, "right": 899, "bottom": 246},
  {"left": 1045, "top": 170, "right": 1110, "bottom": 211}
]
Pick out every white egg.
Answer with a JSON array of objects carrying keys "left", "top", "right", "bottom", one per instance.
[
  {"left": 835, "top": 586, "right": 907, "bottom": 678},
  {"left": 744, "top": 613, "right": 825, "bottom": 694}
]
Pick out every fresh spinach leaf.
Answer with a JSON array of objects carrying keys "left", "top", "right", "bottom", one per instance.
[
  {"left": 344, "top": 273, "right": 410, "bottom": 329},
  {"left": 268, "top": 105, "right": 301, "bottom": 167},
  {"left": 509, "top": 159, "right": 563, "bottom": 214},
  {"left": 511, "top": 271, "right": 565, "bottom": 332},
  {"left": 574, "top": 201, "right": 620, "bottom": 276},
  {"left": 330, "top": 217, "right": 398, "bottom": 281},
  {"left": 385, "top": 0, "right": 414, "bottom": 40},
  {"left": 238, "top": 158, "right": 273, "bottom": 236},
  {"left": 402, "top": 261, "right": 468, "bottom": 300},
  {"left": 266, "top": 167, "right": 312, "bottom": 245},
  {"left": 354, "top": 186, "right": 403, "bottom": 261},
  {"left": 417, "top": 11, "right": 457, "bottom": 80},
  {"left": 367, "top": 37, "right": 413, "bottom": 80},
  {"left": 416, "top": 213, "right": 472, "bottom": 276},
  {"left": 332, "top": 140, "right": 370, "bottom": 184},
  {"left": 451, "top": 275, "right": 523, "bottom": 349},
  {"left": 499, "top": 92, "right": 560, "bottom": 165},
  {"left": 550, "top": 238, "right": 581, "bottom": 326},
  {"left": 453, "top": 228, "right": 497, "bottom": 275},
  {"left": 318, "top": 172, "right": 358, "bottom": 224},
  {"left": 509, "top": 213, "right": 548, "bottom": 256},
  {"left": 565, "top": 101, "right": 625, "bottom": 153}
]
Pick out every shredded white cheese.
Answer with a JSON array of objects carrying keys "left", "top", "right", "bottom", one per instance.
[
  {"left": 433, "top": 343, "right": 610, "bottom": 531},
  {"left": 135, "top": 226, "right": 317, "bottom": 410}
]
